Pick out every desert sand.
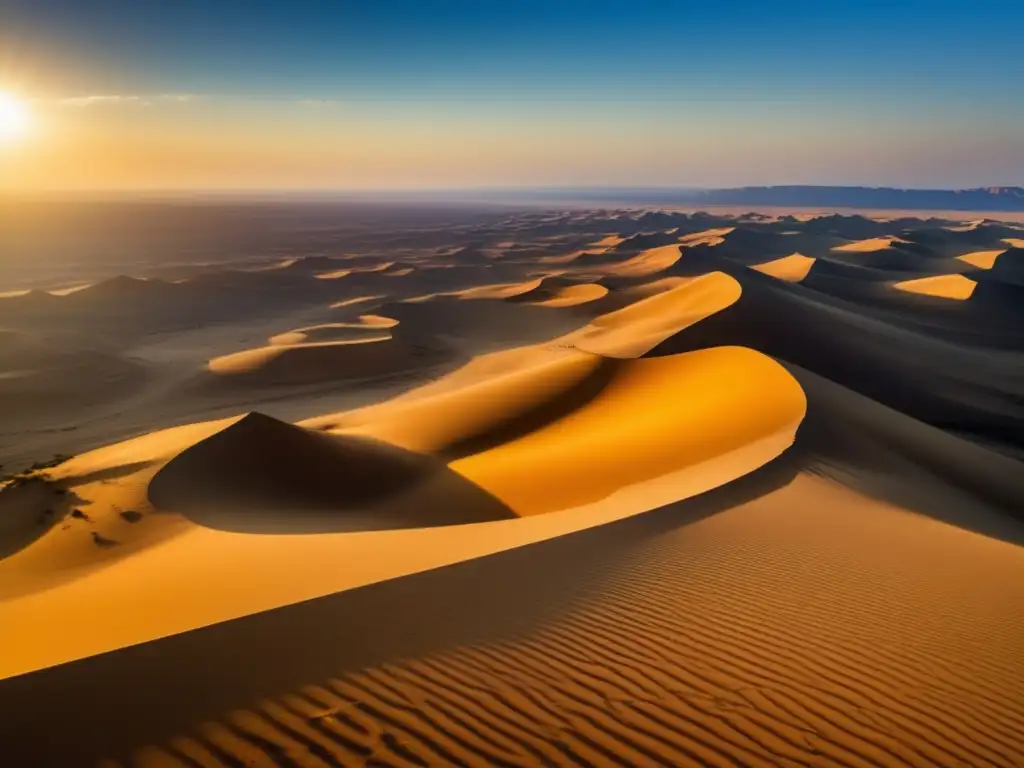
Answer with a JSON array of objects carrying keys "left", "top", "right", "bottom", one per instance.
[{"left": 1, "top": 206, "right": 1023, "bottom": 767}]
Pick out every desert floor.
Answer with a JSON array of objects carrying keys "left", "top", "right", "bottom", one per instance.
[{"left": 2, "top": 205, "right": 1023, "bottom": 767}]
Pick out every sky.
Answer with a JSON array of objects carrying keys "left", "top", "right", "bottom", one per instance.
[{"left": 1, "top": 0, "right": 1023, "bottom": 192}]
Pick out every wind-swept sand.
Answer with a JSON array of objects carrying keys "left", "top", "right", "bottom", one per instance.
[{"left": 2, "top": 207, "right": 1024, "bottom": 767}]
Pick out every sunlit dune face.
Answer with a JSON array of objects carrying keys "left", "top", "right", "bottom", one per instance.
[{"left": 0, "top": 92, "right": 32, "bottom": 144}]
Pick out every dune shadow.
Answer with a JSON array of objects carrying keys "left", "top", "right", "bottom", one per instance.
[
  {"left": 649, "top": 266, "right": 1024, "bottom": 450},
  {"left": 784, "top": 362, "right": 1024, "bottom": 547},
  {"left": 0, "top": 479, "right": 90, "bottom": 562},
  {"left": 439, "top": 355, "right": 621, "bottom": 462},
  {"left": 0, "top": 452, "right": 798, "bottom": 766},
  {"left": 148, "top": 412, "right": 516, "bottom": 533}
]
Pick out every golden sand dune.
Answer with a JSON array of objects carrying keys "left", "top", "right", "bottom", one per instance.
[
  {"left": 616, "top": 275, "right": 692, "bottom": 300},
  {"left": 750, "top": 252, "right": 816, "bottom": 281},
  {"left": 832, "top": 235, "right": 912, "bottom": 252},
  {"left": 308, "top": 346, "right": 608, "bottom": 453},
  {"left": 448, "top": 277, "right": 545, "bottom": 300},
  {"left": 267, "top": 315, "right": 398, "bottom": 346},
  {"left": 678, "top": 226, "right": 734, "bottom": 246},
  {"left": 893, "top": 273, "right": 978, "bottom": 299},
  {"left": 207, "top": 336, "right": 435, "bottom": 386},
  {"left": 957, "top": 248, "right": 1008, "bottom": 269},
  {"left": 452, "top": 346, "right": 804, "bottom": 515},
  {"left": 313, "top": 261, "right": 396, "bottom": 279},
  {"left": 589, "top": 234, "right": 625, "bottom": 248},
  {"left": 569, "top": 271, "right": 742, "bottom": 357},
  {"left": 602, "top": 243, "right": 682, "bottom": 277},
  {"left": 0, "top": 345, "right": 802, "bottom": 683},
  {"left": 528, "top": 282, "right": 609, "bottom": 307},
  {"left": 328, "top": 293, "right": 384, "bottom": 310}
]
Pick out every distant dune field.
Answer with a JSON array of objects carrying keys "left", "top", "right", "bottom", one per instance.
[{"left": 1, "top": 206, "right": 1023, "bottom": 767}]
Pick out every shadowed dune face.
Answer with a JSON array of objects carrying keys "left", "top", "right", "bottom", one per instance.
[
  {"left": 3, "top": 206, "right": 1024, "bottom": 768},
  {"left": 148, "top": 413, "right": 515, "bottom": 532}
]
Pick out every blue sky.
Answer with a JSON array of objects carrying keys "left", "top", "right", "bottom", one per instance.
[{"left": 2, "top": 0, "right": 1023, "bottom": 189}]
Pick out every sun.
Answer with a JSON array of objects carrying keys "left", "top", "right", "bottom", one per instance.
[{"left": 0, "top": 92, "right": 32, "bottom": 144}]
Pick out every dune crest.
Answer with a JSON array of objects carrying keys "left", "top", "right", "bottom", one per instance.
[{"left": 570, "top": 271, "right": 742, "bottom": 356}]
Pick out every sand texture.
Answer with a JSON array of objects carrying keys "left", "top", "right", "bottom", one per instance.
[{"left": 1, "top": 206, "right": 1023, "bottom": 767}]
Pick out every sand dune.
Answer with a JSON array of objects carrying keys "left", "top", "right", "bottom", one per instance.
[
  {"left": 893, "top": 273, "right": 978, "bottom": 299},
  {"left": 649, "top": 266, "right": 1024, "bottom": 444},
  {"left": 528, "top": 282, "right": 609, "bottom": 307},
  {"left": 149, "top": 412, "right": 514, "bottom": 532},
  {"left": 832, "top": 235, "right": 912, "bottom": 252},
  {"left": 207, "top": 336, "right": 436, "bottom": 386},
  {"left": 750, "top": 252, "right": 816, "bottom": 281},
  {"left": 569, "top": 271, "right": 742, "bottom": 356},
  {"left": 448, "top": 278, "right": 545, "bottom": 300},
  {"left": 600, "top": 243, "right": 682, "bottom": 277},
  {"left": 450, "top": 346, "right": 805, "bottom": 515},
  {"left": 2, "top": 206, "right": 1024, "bottom": 767},
  {"left": 958, "top": 248, "right": 1007, "bottom": 269},
  {"left": 267, "top": 315, "right": 398, "bottom": 346},
  {"left": 379, "top": 294, "right": 587, "bottom": 352},
  {"left": 608, "top": 230, "right": 682, "bottom": 253}
]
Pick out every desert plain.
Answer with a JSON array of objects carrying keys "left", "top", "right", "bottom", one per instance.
[{"left": 1, "top": 204, "right": 1023, "bottom": 767}]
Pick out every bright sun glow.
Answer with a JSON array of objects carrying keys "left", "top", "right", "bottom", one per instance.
[{"left": 0, "top": 92, "right": 32, "bottom": 144}]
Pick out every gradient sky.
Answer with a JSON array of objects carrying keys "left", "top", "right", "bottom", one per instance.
[{"left": 2, "top": 0, "right": 1023, "bottom": 191}]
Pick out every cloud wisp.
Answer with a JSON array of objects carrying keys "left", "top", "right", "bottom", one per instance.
[{"left": 56, "top": 93, "right": 199, "bottom": 108}]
